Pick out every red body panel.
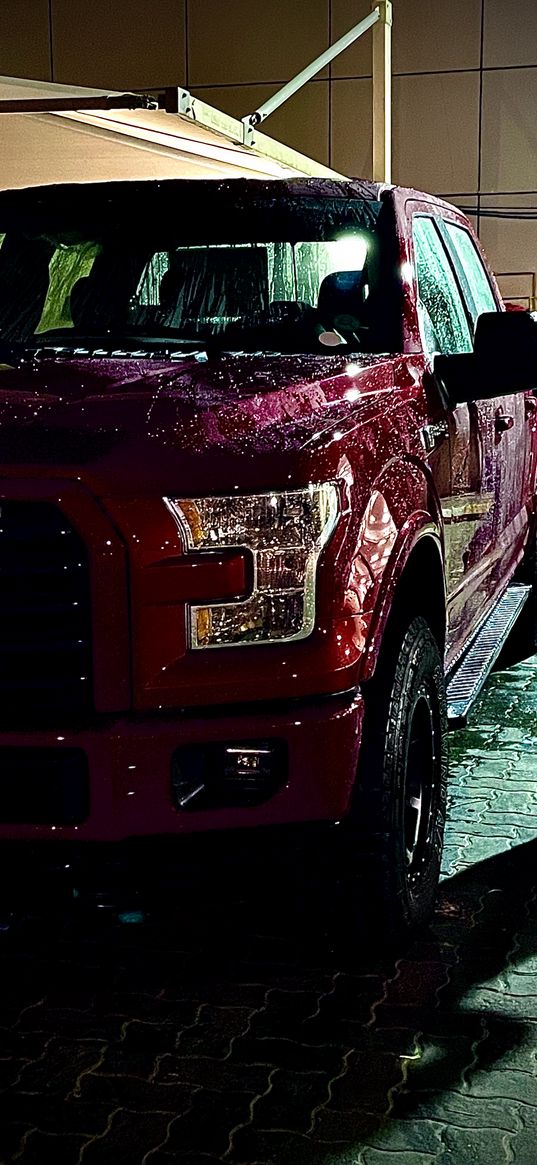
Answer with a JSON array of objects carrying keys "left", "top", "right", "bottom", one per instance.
[
  {"left": 0, "top": 181, "right": 535, "bottom": 841},
  {"left": 0, "top": 693, "right": 362, "bottom": 841}
]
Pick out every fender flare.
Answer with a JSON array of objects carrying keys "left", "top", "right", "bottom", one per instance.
[
  {"left": 337, "top": 455, "right": 446, "bottom": 683},
  {"left": 359, "top": 516, "right": 445, "bottom": 684}
]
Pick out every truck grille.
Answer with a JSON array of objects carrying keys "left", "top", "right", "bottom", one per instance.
[
  {"left": 0, "top": 502, "right": 93, "bottom": 724},
  {"left": 0, "top": 747, "right": 89, "bottom": 823}
]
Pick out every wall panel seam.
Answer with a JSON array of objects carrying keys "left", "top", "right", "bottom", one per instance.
[
  {"left": 48, "top": 0, "right": 54, "bottom": 81},
  {"left": 185, "top": 0, "right": 190, "bottom": 88}
]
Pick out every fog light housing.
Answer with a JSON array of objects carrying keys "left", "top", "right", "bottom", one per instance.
[{"left": 171, "top": 740, "right": 287, "bottom": 811}]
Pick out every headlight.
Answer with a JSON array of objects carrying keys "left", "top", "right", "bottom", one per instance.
[{"left": 165, "top": 484, "right": 339, "bottom": 649}]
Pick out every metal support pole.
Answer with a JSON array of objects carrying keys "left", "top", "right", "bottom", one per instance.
[
  {"left": 372, "top": 0, "right": 392, "bottom": 183},
  {"left": 241, "top": 8, "right": 381, "bottom": 144}
]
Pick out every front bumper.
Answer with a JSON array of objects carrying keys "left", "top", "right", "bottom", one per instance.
[{"left": 0, "top": 690, "right": 363, "bottom": 841}]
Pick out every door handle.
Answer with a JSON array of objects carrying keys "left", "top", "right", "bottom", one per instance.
[{"left": 420, "top": 421, "right": 449, "bottom": 453}]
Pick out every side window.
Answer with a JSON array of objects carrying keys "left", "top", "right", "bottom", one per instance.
[
  {"left": 443, "top": 221, "right": 498, "bottom": 330},
  {"left": 412, "top": 216, "right": 472, "bottom": 355}
]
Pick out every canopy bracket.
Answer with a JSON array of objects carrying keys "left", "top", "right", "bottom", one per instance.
[{"left": 160, "top": 87, "right": 197, "bottom": 117}]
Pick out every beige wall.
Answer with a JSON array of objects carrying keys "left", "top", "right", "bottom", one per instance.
[{"left": 1, "top": 1, "right": 536, "bottom": 301}]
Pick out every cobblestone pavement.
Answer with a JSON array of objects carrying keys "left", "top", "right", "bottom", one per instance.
[{"left": 1, "top": 658, "right": 537, "bottom": 1164}]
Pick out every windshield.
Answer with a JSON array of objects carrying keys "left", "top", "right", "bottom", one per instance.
[{"left": 0, "top": 179, "right": 401, "bottom": 357}]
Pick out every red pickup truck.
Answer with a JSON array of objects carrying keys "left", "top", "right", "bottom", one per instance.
[{"left": 0, "top": 177, "right": 536, "bottom": 934}]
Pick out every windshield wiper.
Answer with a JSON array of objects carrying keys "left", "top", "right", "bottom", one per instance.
[
  {"left": 15, "top": 332, "right": 211, "bottom": 360},
  {"left": 0, "top": 330, "right": 228, "bottom": 363}
]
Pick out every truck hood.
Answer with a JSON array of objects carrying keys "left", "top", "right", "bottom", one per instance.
[{"left": 0, "top": 351, "right": 402, "bottom": 492}]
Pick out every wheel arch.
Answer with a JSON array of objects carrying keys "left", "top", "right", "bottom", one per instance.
[{"left": 361, "top": 524, "right": 447, "bottom": 683}]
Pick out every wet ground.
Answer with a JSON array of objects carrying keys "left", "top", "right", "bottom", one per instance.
[{"left": 1, "top": 657, "right": 537, "bottom": 1164}]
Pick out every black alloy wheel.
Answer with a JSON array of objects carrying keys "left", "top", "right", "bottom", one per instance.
[
  {"left": 405, "top": 691, "right": 437, "bottom": 884},
  {"left": 347, "top": 614, "right": 448, "bottom": 938}
]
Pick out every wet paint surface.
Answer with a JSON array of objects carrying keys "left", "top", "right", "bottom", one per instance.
[
  {"left": 0, "top": 350, "right": 435, "bottom": 731},
  {"left": 0, "top": 352, "right": 397, "bottom": 475}
]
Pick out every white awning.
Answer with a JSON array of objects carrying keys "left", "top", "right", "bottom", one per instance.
[{"left": 0, "top": 76, "right": 344, "bottom": 190}]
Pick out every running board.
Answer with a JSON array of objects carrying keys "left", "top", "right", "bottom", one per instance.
[{"left": 446, "top": 584, "right": 531, "bottom": 728}]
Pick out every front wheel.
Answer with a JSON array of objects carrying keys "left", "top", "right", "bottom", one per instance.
[{"left": 346, "top": 615, "right": 448, "bottom": 938}]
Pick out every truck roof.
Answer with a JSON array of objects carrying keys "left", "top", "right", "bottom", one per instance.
[{"left": 0, "top": 78, "right": 470, "bottom": 226}]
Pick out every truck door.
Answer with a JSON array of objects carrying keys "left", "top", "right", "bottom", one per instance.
[
  {"left": 410, "top": 213, "right": 498, "bottom": 660},
  {"left": 440, "top": 219, "right": 530, "bottom": 591}
]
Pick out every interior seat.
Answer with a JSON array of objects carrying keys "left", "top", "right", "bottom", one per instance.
[{"left": 316, "top": 269, "right": 369, "bottom": 346}]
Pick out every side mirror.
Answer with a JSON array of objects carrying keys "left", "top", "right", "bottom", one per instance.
[{"left": 433, "top": 310, "right": 537, "bottom": 408}]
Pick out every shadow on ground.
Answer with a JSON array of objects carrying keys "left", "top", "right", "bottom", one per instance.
[{"left": 1, "top": 658, "right": 537, "bottom": 1164}]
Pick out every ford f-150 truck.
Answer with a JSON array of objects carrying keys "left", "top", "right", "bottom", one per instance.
[{"left": 1, "top": 176, "right": 536, "bottom": 934}]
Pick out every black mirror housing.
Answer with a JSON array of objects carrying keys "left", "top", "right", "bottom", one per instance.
[{"left": 434, "top": 310, "right": 537, "bottom": 408}]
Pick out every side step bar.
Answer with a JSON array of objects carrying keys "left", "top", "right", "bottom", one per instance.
[{"left": 446, "top": 584, "right": 532, "bottom": 728}]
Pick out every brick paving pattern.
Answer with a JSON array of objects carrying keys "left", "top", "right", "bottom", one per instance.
[{"left": 1, "top": 657, "right": 537, "bottom": 1163}]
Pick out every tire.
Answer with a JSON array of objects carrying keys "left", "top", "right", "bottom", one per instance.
[{"left": 345, "top": 614, "right": 448, "bottom": 938}]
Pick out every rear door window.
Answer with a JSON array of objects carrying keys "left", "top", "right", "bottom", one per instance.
[
  {"left": 442, "top": 221, "right": 498, "bottom": 330},
  {"left": 412, "top": 216, "right": 472, "bottom": 355}
]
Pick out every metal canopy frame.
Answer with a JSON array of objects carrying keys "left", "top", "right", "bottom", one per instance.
[
  {"left": 0, "top": 77, "right": 343, "bottom": 181},
  {"left": 0, "top": 92, "right": 156, "bottom": 114},
  {"left": 0, "top": 2, "right": 392, "bottom": 182},
  {"left": 241, "top": 7, "right": 380, "bottom": 132},
  {"left": 171, "top": 1, "right": 393, "bottom": 181},
  {"left": 243, "top": 0, "right": 392, "bottom": 182}
]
